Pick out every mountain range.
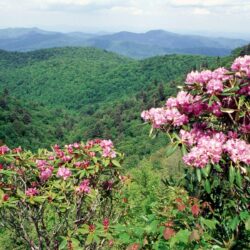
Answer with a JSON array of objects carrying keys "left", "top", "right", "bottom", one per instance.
[{"left": 0, "top": 28, "right": 248, "bottom": 58}]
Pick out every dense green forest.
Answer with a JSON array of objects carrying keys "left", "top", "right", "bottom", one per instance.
[
  {"left": 0, "top": 46, "right": 245, "bottom": 167},
  {"left": 0, "top": 47, "right": 224, "bottom": 167}
]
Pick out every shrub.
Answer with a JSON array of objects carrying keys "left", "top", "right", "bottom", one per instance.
[
  {"left": 141, "top": 55, "right": 250, "bottom": 248},
  {"left": 0, "top": 140, "right": 124, "bottom": 249}
]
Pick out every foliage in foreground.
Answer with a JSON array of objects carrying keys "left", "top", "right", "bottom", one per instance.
[
  {"left": 0, "top": 140, "right": 124, "bottom": 249},
  {"left": 141, "top": 55, "right": 250, "bottom": 249}
]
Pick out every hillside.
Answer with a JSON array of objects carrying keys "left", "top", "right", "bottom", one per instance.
[
  {"left": 0, "top": 46, "right": 234, "bottom": 167},
  {"left": 0, "top": 28, "right": 248, "bottom": 58}
]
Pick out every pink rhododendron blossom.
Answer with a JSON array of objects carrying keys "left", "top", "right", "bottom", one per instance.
[
  {"left": 183, "top": 131, "right": 227, "bottom": 168},
  {"left": 165, "top": 97, "right": 178, "bottom": 108},
  {"left": 40, "top": 167, "right": 53, "bottom": 181},
  {"left": 141, "top": 108, "right": 168, "bottom": 128},
  {"left": 57, "top": 167, "right": 72, "bottom": 180},
  {"left": 176, "top": 91, "right": 193, "bottom": 106},
  {"left": 239, "top": 84, "right": 250, "bottom": 96},
  {"left": 183, "top": 146, "right": 209, "bottom": 168},
  {"left": 26, "top": 188, "right": 39, "bottom": 197},
  {"left": 75, "top": 160, "right": 90, "bottom": 169},
  {"left": 207, "top": 79, "right": 224, "bottom": 94},
  {"left": 180, "top": 127, "right": 206, "bottom": 147},
  {"left": 240, "top": 124, "right": 250, "bottom": 134},
  {"left": 61, "top": 155, "right": 72, "bottom": 162},
  {"left": 141, "top": 107, "right": 188, "bottom": 127},
  {"left": 223, "top": 139, "right": 250, "bottom": 164},
  {"left": 227, "top": 131, "right": 238, "bottom": 139},
  {"left": 12, "top": 147, "right": 22, "bottom": 153},
  {"left": 36, "top": 160, "right": 54, "bottom": 181},
  {"left": 76, "top": 179, "right": 90, "bottom": 194},
  {"left": 65, "top": 143, "right": 80, "bottom": 154},
  {"left": 186, "top": 70, "right": 203, "bottom": 85},
  {"left": 186, "top": 70, "right": 212, "bottom": 85},
  {"left": 208, "top": 101, "right": 223, "bottom": 117},
  {"left": 212, "top": 67, "right": 232, "bottom": 81},
  {"left": 166, "top": 108, "right": 189, "bottom": 126},
  {"left": 86, "top": 139, "right": 116, "bottom": 158},
  {"left": 231, "top": 55, "right": 250, "bottom": 77},
  {"left": 0, "top": 145, "right": 9, "bottom": 155},
  {"left": 100, "top": 140, "right": 117, "bottom": 158},
  {"left": 200, "top": 70, "right": 213, "bottom": 83},
  {"left": 36, "top": 160, "right": 48, "bottom": 170}
]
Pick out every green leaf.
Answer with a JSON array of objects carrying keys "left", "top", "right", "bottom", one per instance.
[
  {"left": 221, "top": 108, "right": 237, "bottom": 113},
  {"left": 196, "top": 168, "right": 201, "bottom": 182},
  {"left": 205, "top": 179, "right": 211, "bottom": 194},
  {"left": 0, "top": 170, "right": 15, "bottom": 176},
  {"left": 118, "top": 233, "right": 130, "bottom": 243},
  {"left": 235, "top": 169, "right": 242, "bottom": 188},
  {"left": 71, "top": 238, "right": 80, "bottom": 248},
  {"left": 229, "top": 165, "right": 235, "bottom": 185},
  {"left": 59, "top": 238, "right": 68, "bottom": 250},
  {"left": 214, "top": 164, "right": 223, "bottom": 173},
  {"left": 201, "top": 164, "right": 211, "bottom": 177},
  {"left": 229, "top": 216, "right": 240, "bottom": 231},
  {"left": 111, "top": 159, "right": 121, "bottom": 168},
  {"left": 86, "top": 233, "right": 94, "bottom": 245},
  {"left": 245, "top": 217, "right": 250, "bottom": 231},
  {"left": 223, "top": 86, "right": 240, "bottom": 93},
  {"left": 240, "top": 211, "right": 249, "bottom": 221},
  {"left": 200, "top": 218, "right": 218, "bottom": 230},
  {"left": 181, "top": 144, "right": 187, "bottom": 155},
  {"left": 166, "top": 143, "right": 178, "bottom": 158},
  {"left": 173, "top": 229, "right": 190, "bottom": 244},
  {"left": 33, "top": 196, "right": 47, "bottom": 203}
]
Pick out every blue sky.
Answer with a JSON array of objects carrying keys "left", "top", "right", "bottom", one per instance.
[{"left": 0, "top": 0, "right": 249, "bottom": 35}]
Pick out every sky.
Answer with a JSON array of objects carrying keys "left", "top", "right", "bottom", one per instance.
[{"left": 0, "top": 0, "right": 250, "bottom": 36}]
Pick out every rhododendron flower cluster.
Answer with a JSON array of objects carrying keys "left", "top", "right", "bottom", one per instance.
[
  {"left": 36, "top": 160, "right": 54, "bottom": 181},
  {"left": 76, "top": 179, "right": 90, "bottom": 194},
  {"left": 231, "top": 55, "right": 250, "bottom": 77},
  {"left": 142, "top": 55, "right": 250, "bottom": 169},
  {"left": 224, "top": 139, "right": 250, "bottom": 165},
  {"left": 181, "top": 128, "right": 229, "bottom": 168},
  {"left": 0, "top": 145, "right": 9, "bottom": 155},
  {"left": 57, "top": 167, "right": 72, "bottom": 180},
  {"left": 141, "top": 107, "right": 189, "bottom": 128},
  {"left": 206, "top": 79, "right": 224, "bottom": 94},
  {"left": 26, "top": 188, "right": 39, "bottom": 197},
  {"left": 186, "top": 67, "right": 232, "bottom": 92},
  {"left": 86, "top": 139, "right": 116, "bottom": 158}
]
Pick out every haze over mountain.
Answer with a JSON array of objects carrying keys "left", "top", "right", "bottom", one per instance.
[{"left": 0, "top": 28, "right": 248, "bottom": 58}]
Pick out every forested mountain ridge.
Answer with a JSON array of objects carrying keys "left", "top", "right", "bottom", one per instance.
[
  {"left": 0, "top": 45, "right": 245, "bottom": 167},
  {"left": 0, "top": 27, "right": 248, "bottom": 58}
]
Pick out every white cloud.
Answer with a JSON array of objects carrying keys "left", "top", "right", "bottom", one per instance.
[
  {"left": 193, "top": 8, "right": 211, "bottom": 15},
  {"left": 0, "top": 0, "right": 249, "bottom": 33},
  {"left": 166, "top": 0, "right": 245, "bottom": 7},
  {"left": 31, "top": 0, "right": 128, "bottom": 11}
]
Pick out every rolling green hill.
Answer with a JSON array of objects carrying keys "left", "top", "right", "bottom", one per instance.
[{"left": 0, "top": 46, "right": 235, "bottom": 167}]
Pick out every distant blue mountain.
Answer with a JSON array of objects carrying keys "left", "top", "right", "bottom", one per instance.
[{"left": 0, "top": 28, "right": 248, "bottom": 58}]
